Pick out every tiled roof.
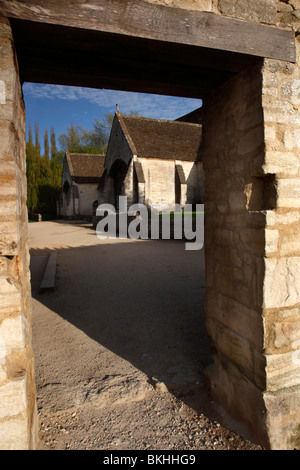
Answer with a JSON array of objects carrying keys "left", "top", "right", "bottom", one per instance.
[
  {"left": 66, "top": 152, "right": 105, "bottom": 181},
  {"left": 118, "top": 113, "right": 202, "bottom": 162}
]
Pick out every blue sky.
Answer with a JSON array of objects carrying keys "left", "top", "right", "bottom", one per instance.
[{"left": 23, "top": 83, "right": 202, "bottom": 153}]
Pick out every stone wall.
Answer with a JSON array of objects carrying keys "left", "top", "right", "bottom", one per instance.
[
  {"left": 0, "top": 17, "right": 37, "bottom": 449},
  {"left": 202, "top": 61, "right": 269, "bottom": 446},
  {"left": 180, "top": 161, "right": 205, "bottom": 204},
  {"left": 77, "top": 183, "right": 99, "bottom": 218},
  {"left": 140, "top": 158, "right": 176, "bottom": 209},
  {"left": 261, "top": 38, "right": 300, "bottom": 450},
  {"left": 202, "top": 28, "right": 300, "bottom": 448},
  {"left": 0, "top": 0, "right": 299, "bottom": 451},
  {"left": 144, "top": 0, "right": 278, "bottom": 25}
]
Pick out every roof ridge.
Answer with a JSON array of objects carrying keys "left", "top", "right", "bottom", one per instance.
[
  {"left": 116, "top": 112, "right": 138, "bottom": 156},
  {"left": 68, "top": 153, "right": 106, "bottom": 156},
  {"left": 120, "top": 113, "right": 202, "bottom": 128}
]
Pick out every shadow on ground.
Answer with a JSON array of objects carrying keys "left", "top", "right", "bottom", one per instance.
[{"left": 30, "top": 237, "right": 212, "bottom": 413}]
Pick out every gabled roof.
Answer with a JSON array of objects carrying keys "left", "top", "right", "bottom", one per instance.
[
  {"left": 176, "top": 107, "right": 203, "bottom": 124},
  {"left": 66, "top": 152, "right": 105, "bottom": 182},
  {"left": 117, "top": 112, "right": 202, "bottom": 162}
]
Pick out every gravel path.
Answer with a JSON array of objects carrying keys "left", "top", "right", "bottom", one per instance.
[{"left": 29, "top": 221, "right": 262, "bottom": 451}]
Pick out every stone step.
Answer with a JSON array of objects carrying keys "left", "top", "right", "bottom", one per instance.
[{"left": 40, "top": 251, "right": 57, "bottom": 292}]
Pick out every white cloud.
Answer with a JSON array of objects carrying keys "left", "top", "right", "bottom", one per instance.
[{"left": 23, "top": 83, "right": 202, "bottom": 121}]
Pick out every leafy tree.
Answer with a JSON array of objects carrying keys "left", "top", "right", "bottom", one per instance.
[
  {"left": 28, "top": 123, "right": 33, "bottom": 145},
  {"left": 58, "top": 123, "right": 86, "bottom": 153},
  {"left": 26, "top": 140, "right": 41, "bottom": 211},
  {"left": 58, "top": 114, "right": 114, "bottom": 154},
  {"left": 26, "top": 124, "right": 63, "bottom": 216},
  {"left": 34, "top": 121, "right": 41, "bottom": 154},
  {"left": 26, "top": 110, "right": 139, "bottom": 216},
  {"left": 50, "top": 127, "right": 58, "bottom": 159},
  {"left": 44, "top": 129, "right": 50, "bottom": 159}
]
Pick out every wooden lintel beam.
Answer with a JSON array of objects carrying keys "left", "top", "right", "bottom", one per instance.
[{"left": 0, "top": 0, "right": 296, "bottom": 63}]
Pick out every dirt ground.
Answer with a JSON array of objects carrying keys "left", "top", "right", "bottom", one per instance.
[{"left": 28, "top": 220, "right": 262, "bottom": 451}]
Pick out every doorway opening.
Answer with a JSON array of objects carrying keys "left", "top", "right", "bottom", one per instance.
[
  {"left": 26, "top": 84, "right": 217, "bottom": 449},
  {"left": 5, "top": 6, "right": 276, "bottom": 449}
]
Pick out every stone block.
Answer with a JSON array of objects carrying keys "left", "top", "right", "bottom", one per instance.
[
  {"left": 264, "top": 257, "right": 300, "bottom": 308},
  {"left": 206, "top": 316, "right": 256, "bottom": 381},
  {"left": 0, "top": 315, "right": 25, "bottom": 354},
  {"left": 237, "top": 126, "right": 264, "bottom": 156},
  {"left": 214, "top": 227, "right": 239, "bottom": 245},
  {"left": 265, "top": 229, "right": 279, "bottom": 256},
  {"left": 206, "top": 290, "right": 263, "bottom": 348},
  {"left": 280, "top": 228, "right": 300, "bottom": 256},
  {"left": 266, "top": 351, "right": 300, "bottom": 391},
  {"left": 0, "top": 378, "right": 27, "bottom": 420},
  {"left": 228, "top": 190, "right": 246, "bottom": 212},
  {"left": 0, "top": 416, "right": 28, "bottom": 450},
  {"left": 240, "top": 228, "right": 265, "bottom": 255},
  {"left": 289, "top": 0, "right": 300, "bottom": 9},
  {"left": 264, "top": 387, "right": 300, "bottom": 450},
  {"left": 263, "top": 103, "right": 299, "bottom": 125},
  {"left": 145, "top": 0, "right": 212, "bottom": 10},
  {"left": 264, "top": 306, "right": 300, "bottom": 354},
  {"left": 0, "top": 277, "right": 22, "bottom": 317},
  {"left": 0, "top": 220, "right": 19, "bottom": 256},
  {"left": 266, "top": 210, "right": 300, "bottom": 227},
  {"left": 0, "top": 364, "right": 7, "bottom": 384},
  {"left": 218, "top": 0, "right": 277, "bottom": 24},
  {"left": 0, "top": 80, "right": 5, "bottom": 104},
  {"left": 263, "top": 150, "right": 299, "bottom": 175},
  {"left": 276, "top": 179, "right": 300, "bottom": 208},
  {"left": 273, "top": 318, "right": 300, "bottom": 351},
  {"left": 213, "top": 245, "right": 242, "bottom": 268},
  {"left": 284, "top": 129, "right": 300, "bottom": 150},
  {"left": 206, "top": 357, "right": 269, "bottom": 448}
]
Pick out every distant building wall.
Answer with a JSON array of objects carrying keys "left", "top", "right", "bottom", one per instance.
[{"left": 77, "top": 183, "right": 99, "bottom": 218}]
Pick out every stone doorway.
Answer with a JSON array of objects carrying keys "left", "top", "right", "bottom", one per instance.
[
  {"left": 0, "top": 1, "right": 298, "bottom": 450},
  {"left": 110, "top": 160, "right": 128, "bottom": 212}
]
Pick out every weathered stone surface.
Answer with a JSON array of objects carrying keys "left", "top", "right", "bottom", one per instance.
[
  {"left": 206, "top": 290, "right": 263, "bottom": 348},
  {"left": 143, "top": 0, "right": 212, "bottom": 10},
  {"left": 276, "top": 179, "right": 300, "bottom": 208},
  {"left": 0, "top": 378, "right": 27, "bottom": 420},
  {"left": 0, "top": 315, "right": 25, "bottom": 353},
  {"left": 272, "top": 316, "right": 300, "bottom": 351},
  {"left": 0, "top": 277, "right": 22, "bottom": 316},
  {"left": 264, "top": 257, "right": 300, "bottom": 308},
  {"left": 280, "top": 227, "right": 300, "bottom": 256},
  {"left": 0, "top": 18, "right": 37, "bottom": 450},
  {"left": 265, "top": 229, "right": 279, "bottom": 256},
  {"left": 277, "top": 1, "right": 300, "bottom": 32},
  {"left": 264, "top": 388, "right": 300, "bottom": 450},
  {"left": 240, "top": 228, "right": 265, "bottom": 255},
  {"left": 0, "top": 80, "right": 5, "bottom": 104},
  {"left": 288, "top": 0, "right": 300, "bottom": 10},
  {"left": 263, "top": 150, "right": 299, "bottom": 175},
  {"left": 0, "top": 416, "right": 28, "bottom": 450},
  {"left": 237, "top": 126, "right": 264, "bottom": 156},
  {"left": 284, "top": 129, "right": 300, "bottom": 150},
  {"left": 266, "top": 350, "right": 300, "bottom": 390},
  {"left": 218, "top": 0, "right": 277, "bottom": 24},
  {"left": 206, "top": 357, "right": 269, "bottom": 448},
  {"left": 266, "top": 209, "right": 300, "bottom": 226},
  {"left": 0, "top": 0, "right": 298, "bottom": 452}
]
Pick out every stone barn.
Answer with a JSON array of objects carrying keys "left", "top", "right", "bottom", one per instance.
[
  {"left": 99, "top": 110, "right": 204, "bottom": 211},
  {"left": 57, "top": 152, "right": 105, "bottom": 219}
]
